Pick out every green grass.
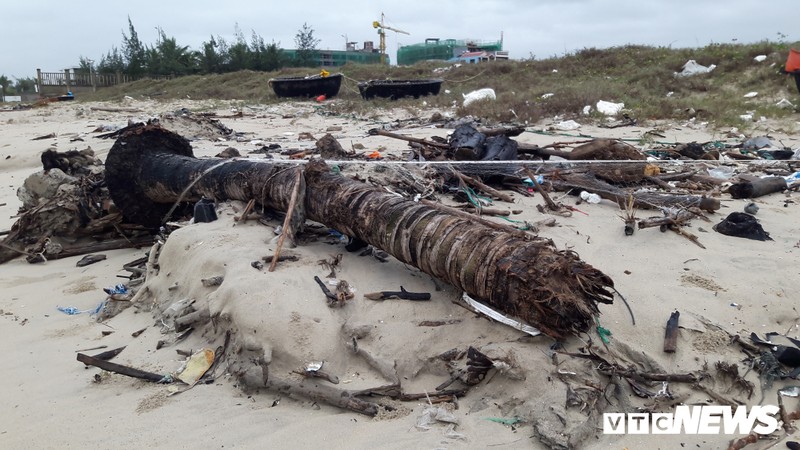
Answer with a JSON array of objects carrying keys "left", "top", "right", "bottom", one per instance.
[{"left": 77, "top": 41, "right": 800, "bottom": 127}]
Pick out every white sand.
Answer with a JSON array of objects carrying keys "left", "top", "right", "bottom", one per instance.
[{"left": 1, "top": 99, "right": 799, "bottom": 449}]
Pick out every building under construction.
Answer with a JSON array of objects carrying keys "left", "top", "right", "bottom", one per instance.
[
  {"left": 282, "top": 41, "right": 385, "bottom": 67},
  {"left": 397, "top": 38, "right": 507, "bottom": 66}
]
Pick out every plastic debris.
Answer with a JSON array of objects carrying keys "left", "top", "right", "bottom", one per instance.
[
  {"left": 753, "top": 55, "right": 767, "bottom": 62},
  {"left": 675, "top": 60, "right": 716, "bottom": 77},
  {"left": 579, "top": 191, "right": 601, "bottom": 204},
  {"left": 713, "top": 212, "right": 772, "bottom": 241},
  {"left": 554, "top": 120, "right": 581, "bottom": 131},
  {"left": 582, "top": 105, "right": 592, "bottom": 115},
  {"left": 57, "top": 306, "right": 81, "bottom": 315},
  {"left": 541, "top": 93, "right": 554, "bottom": 99},
  {"left": 416, "top": 406, "right": 459, "bottom": 430},
  {"left": 462, "top": 293, "right": 541, "bottom": 336},
  {"left": 596, "top": 100, "right": 624, "bottom": 116},
  {"left": 743, "top": 92, "right": 758, "bottom": 98},
  {"left": 103, "top": 284, "right": 128, "bottom": 295},
  {"left": 57, "top": 301, "right": 104, "bottom": 316},
  {"left": 176, "top": 348, "right": 215, "bottom": 384},
  {"left": 777, "top": 98, "right": 795, "bottom": 109},
  {"left": 522, "top": 175, "right": 544, "bottom": 186},
  {"left": 596, "top": 319, "right": 612, "bottom": 344},
  {"left": 779, "top": 386, "right": 800, "bottom": 397},
  {"left": 484, "top": 417, "right": 523, "bottom": 426},
  {"left": 744, "top": 202, "right": 759, "bottom": 215},
  {"left": 707, "top": 166, "right": 734, "bottom": 179},
  {"left": 462, "top": 88, "right": 496, "bottom": 107},
  {"left": 743, "top": 136, "right": 772, "bottom": 150}
]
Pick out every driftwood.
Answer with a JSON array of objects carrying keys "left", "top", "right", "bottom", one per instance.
[
  {"left": 553, "top": 172, "right": 720, "bottom": 212},
  {"left": 638, "top": 209, "right": 703, "bottom": 229},
  {"left": 728, "top": 176, "right": 787, "bottom": 199},
  {"left": 77, "top": 352, "right": 167, "bottom": 382},
  {"left": 26, "top": 236, "right": 155, "bottom": 263},
  {"left": 267, "top": 376, "right": 380, "bottom": 416},
  {"left": 92, "top": 346, "right": 127, "bottom": 361},
  {"left": 90, "top": 106, "right": 142, "bottom": 113},
  {"left": 364, "top": 287, "right": 431, "bottom": 301},
  {"left": 105, "top": 126, "right": 615, "bottom": 338},
  {"left": 525, "top": 168, "right": 560, "bottom": 212},
  {"left": 368, "top": 129, "right": 449, "bottom": 149},
  {"left": 269, "top": 168, "right": 304, "bottom": 272},
  {"left": 519, "top": 139, "right": 645, "bottom": 161},
  {"left": 461, "top": 206, "right": 515, "bottom": 217},
  {"left": 664, "top": 311, "right": 680, "bottom": 353},
  {"left": 452, "top": 168, "right": 515, "bottom": 202}
]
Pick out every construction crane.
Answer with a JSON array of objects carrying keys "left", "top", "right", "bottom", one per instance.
[{"left": 372, "top": 13, "right": 409, "bottom": 64}]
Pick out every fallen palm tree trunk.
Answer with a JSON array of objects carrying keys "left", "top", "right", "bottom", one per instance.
[{"left": 105, "top": 126, "right": 615, "bottom": 338}]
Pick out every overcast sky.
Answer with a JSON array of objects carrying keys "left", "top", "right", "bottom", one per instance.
[{"left": 1, "top": 0, "right": 796, "bottom": 78}]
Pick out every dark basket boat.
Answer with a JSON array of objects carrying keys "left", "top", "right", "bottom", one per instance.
[
  {"left": 358, "top": 79, "right": 443, "bottom": 100},
  {"left": 269, "top": 73, "right": 343, "bottom": 98}
]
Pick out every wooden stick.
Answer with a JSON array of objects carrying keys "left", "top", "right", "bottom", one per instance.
[
  {"left": 235, "top": 199, "right": 256, "bottom": 222},
  {"left": 524, "top": 168, "right": 559, "bottom": 211},
  {"left": 91, "top": 346, "right": 127, "bottom": 361},
  {"left": 368, "top": 129, "right": 450, "bottom": 149},
  {"left": 313, "top": 276, "right": 337, "bottom": 302},
  {"left": 269, "top": 168, "right": 303, "bottom": 272},
  {"left": 90, "top": 106, "right": 142, "bottom": 113},
  {"left": 76, "top": 353, "right": 167, "bottom": 383},
  {"left": 670, "top": 226, "right": 706, "bottom": 249},
  {"left": 364, "top": 287, "right": 431, "bottom": 301},
  {"left": 638, "top": 209, "right": 699, "bottom": 229},
  {"left": 452, "top": 168, "right": 515, "bottom": 203},
  {"left": 664, "top": 311, "right": 680, "bottom": 353},
  {"left": 463, "top": 206, "right": 511, "bottom": 217}
]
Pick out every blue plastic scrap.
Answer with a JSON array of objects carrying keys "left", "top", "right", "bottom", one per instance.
[{"left": 103, "top": 284, "right": 128, "bottom": 295}]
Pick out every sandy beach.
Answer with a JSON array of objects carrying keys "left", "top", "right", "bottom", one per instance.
[{"left": 1, "top": 98, "right": 799, "bottom": 450}]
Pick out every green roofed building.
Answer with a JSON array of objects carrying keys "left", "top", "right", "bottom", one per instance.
[{"left": 397, "top": 38, "right": 505, "bottom": 65}]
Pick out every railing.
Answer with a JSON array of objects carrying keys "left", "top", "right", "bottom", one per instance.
[{"left": 37, "top": 70, "right": 173, "bottom": 89}]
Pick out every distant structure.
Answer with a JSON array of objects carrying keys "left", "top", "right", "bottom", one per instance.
[
  {"left": 282, "top": 41, "right": 385, "bottom": 67},
  {"left": 397, "top": 38, "right": 507, "bottom": 66}
]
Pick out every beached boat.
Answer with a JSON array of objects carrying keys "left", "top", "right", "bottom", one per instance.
[
  {"left": 269, "top": 73, "right": 343, "bottom": 98},
  {"left": 358, "top": 79, "right": 443, "bottom": 100}
]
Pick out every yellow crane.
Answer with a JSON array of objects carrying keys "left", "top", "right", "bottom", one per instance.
[{"left": 372, "top": 13, "right": 409, "bottom": 64}]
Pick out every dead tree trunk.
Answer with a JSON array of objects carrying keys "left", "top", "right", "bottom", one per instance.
[
  {"left": 105, "top": 126, "right": 615, "bottom": 338},
  {"left": 552, "top": 172, "right": 720, "bottom": 212}
]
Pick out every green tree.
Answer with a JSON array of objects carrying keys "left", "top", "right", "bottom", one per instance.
[
  {"left": 147, "top": 28, "right": 195, "bottom": 76},
  {"left": 14, "top": 77, "right": 37, "bottom": 94},
  {"left": 248, "top": 32, "right": 285, "bottom": 71},
  {"left": 0, "top": 75, "right": 10, "bottom": 100},
  {"left": 97, "top": 46, "right": 126, "bottom": 74},
  {"left": 294, "top": 23, "right": 320, "bottom": 67},
  {"left": 262, "top": 41, "right": 286, "bottom": 71},
  {"left": 198, "top": 35, "right": 224, "bottom": 74},
  {"left": 77, "top": 56, "right": 94, "bottom": 75},
  {"left": 224, "top": 25, "right": 249, "bottom": 72},
  {"left": 122, "top": 16, "right": 146, "bottom": 76}
]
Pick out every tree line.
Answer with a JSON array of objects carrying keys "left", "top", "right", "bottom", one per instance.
[{"left": 81, "top": 18, "right": 321, "bottom": 77}]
